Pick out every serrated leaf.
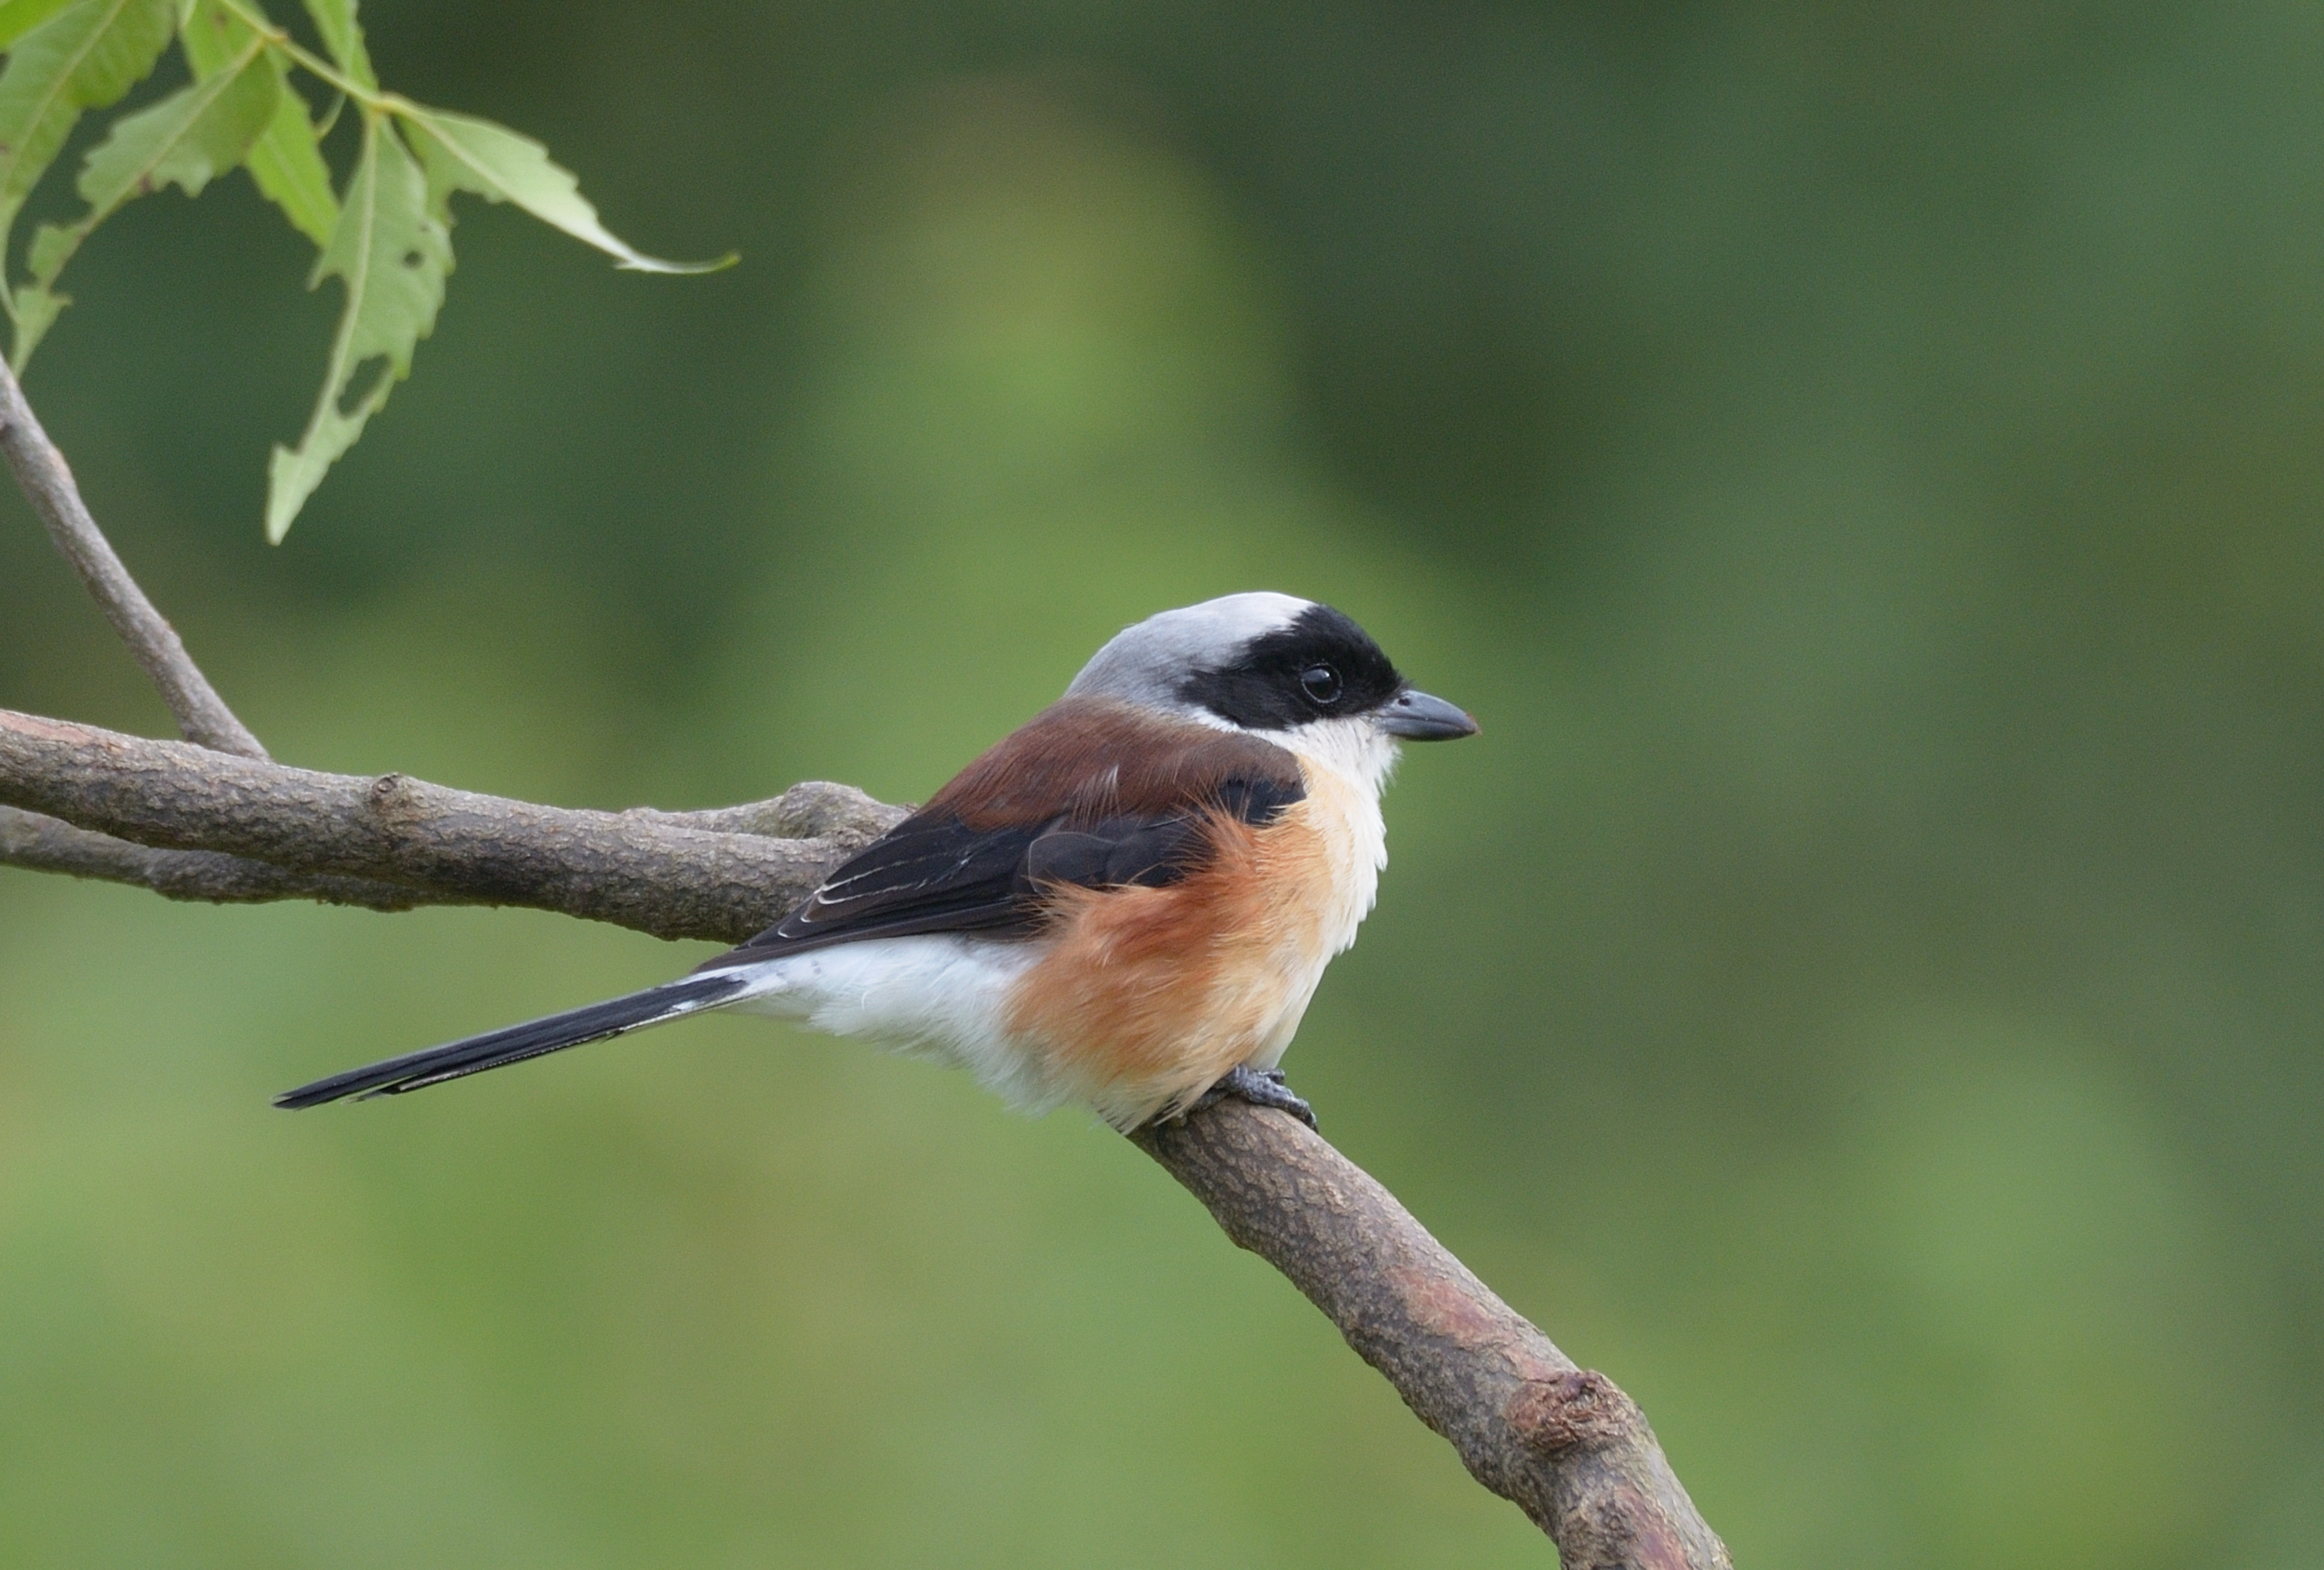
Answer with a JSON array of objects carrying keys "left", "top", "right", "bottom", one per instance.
[
  {"left": 296, "top": 0, "right": 368, "bottom": 89},
  {"left": 0, "top": 0, "right": 176, "bottom": 266},
  {"left": 265, "top": 112, "right": 446, "bottom": 542},
  {"left": 10, "top": 44, "right": 275, "bottom": 363},
  {"left": 395, "top": 103, "right": 732, "bottom": 275},
  {"left": 181, "top": 0, "right": 334, "bottom": 245},
  {"left": 0, "top": 0, "right": 78, "bottom": 49},
  {"left": 79, "top": 49, "right": 271, "bottom": 206}
]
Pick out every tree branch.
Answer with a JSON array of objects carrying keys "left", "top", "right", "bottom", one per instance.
[
  {"left": 1133, "top": 1108, "right": 1731, "bottom": 1568},
  {"left": 0, "top": 708, "right": 904, "bottom": 940},
  {"left": 0, "top": 702, "right": 1731, "bottom": 1564},
  {"left": 0, "top": 804, "right": 457, "bottom": 909},
  {"left": 0, "top": 359, "right": 268, "bottom": 759}
]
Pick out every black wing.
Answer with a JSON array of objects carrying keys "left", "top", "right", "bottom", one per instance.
[{"left": 697, "top": 783, "right": 1298, "bottom": 972}]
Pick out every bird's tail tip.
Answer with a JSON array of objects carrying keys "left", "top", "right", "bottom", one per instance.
[{"left": 273, "top": 973, "right": 749, "bottom": 1110}]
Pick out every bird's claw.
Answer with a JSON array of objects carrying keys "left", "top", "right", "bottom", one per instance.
[{"left": 1184, "top": 1064, "right": 1318, "bottom": 1130}]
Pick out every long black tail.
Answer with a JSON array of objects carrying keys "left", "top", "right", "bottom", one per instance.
[{"left": 275, "top": 972, "right": 751, "bottom": 1109}]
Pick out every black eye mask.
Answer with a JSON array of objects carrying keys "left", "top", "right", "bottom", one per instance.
[{"left": 1177, "top": 603, "right": 1403, "bottom": 730}]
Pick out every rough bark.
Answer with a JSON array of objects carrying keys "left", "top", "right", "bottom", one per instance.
[
  {"left": 0, "top": 805, "right": 451, "bottom": 911},
  {"left": 0, "top": 708, "right": 904, "bottom": 941}
]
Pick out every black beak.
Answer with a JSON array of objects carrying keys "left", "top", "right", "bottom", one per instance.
[{"left": 1380, "top": 688, "right": 1479, "bottom": 741}]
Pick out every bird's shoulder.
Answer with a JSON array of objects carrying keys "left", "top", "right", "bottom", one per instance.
[
  {"left": 698, "top": 698, "right": 1305, "bottom": 967},
  {"left": 925, "top": 695, "right": 1306, "bottom": 828}
]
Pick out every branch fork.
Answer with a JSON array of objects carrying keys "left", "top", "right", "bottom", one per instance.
[{"left": 0, "top": 360, "right": 265, "bottom": 758}]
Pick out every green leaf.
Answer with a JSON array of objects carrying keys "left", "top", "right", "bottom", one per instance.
[
  {"left": 173, "top": 0, "right": 245, "bottom": 72},
  {"left": 10, "top": 42, "right": 275, "bottom": 363},
  {"left": 295, "top": 0, "right": 368, "bottom": 89},
  {"left": 0, "top": 0, "right": 78, "bottom": 49},
  {"left": 265, "top": 111, "right": 447, "bottom": 542},
  {"left": 394, "top": 103, "right": 734, "bottom": 274},
  {"left": 72, "top": 52, "right": 271, "bottom": 206},
  {"left": 239, "top": 60, "right": 330, "bottom": 240},
  {"left": 0, "top": 0, "right": 176, "bottom": 267},
  {"left": 181, "top": 0, "right": 334, "bottom": 245},
  {"left": 10, "top": 277, "right": 63, "bottom": 349}
]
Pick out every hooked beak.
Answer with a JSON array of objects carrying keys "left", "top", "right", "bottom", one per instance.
[{"left": 1379, "top": 688, "right": 1479, "bottom": 741}]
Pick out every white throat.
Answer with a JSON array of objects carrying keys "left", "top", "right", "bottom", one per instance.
[
  {"left": 1271, "top": 715, "right": 1399, "bottom": 801},
  {"left": 1271, "top": 715, "right": 1395, "bottom": 939}
]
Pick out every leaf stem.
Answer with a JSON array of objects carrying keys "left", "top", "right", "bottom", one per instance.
[{"left": 207, "top": 0, "right": 376, "bottom": 109}]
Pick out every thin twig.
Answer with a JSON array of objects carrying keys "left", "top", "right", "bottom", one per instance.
[
  {"left": 0, "top": 704, "right": 1728, "bottom": 1557},
  {"left": 210, "top": 0, "right": 381, "bottom": 108},
  {"left": 0, "top": 360, "right": 267, "bottom": 759}
]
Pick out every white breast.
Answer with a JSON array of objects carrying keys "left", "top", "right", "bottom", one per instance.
[{"left": 1276, "top": 715, "right": 1393, "bottom": 950}]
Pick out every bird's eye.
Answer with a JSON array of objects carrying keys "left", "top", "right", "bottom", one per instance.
[{"left": 1299, "top": 663, "right": 1341, "bottom": 704}]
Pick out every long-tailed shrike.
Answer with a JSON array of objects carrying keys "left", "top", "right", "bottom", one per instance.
[{"left": 278, "top": 593, "right": 1476, "bottom": 1128}]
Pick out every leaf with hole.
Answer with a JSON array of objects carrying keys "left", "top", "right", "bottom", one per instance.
[
  {"left": 13, "top": 39, "right": 276, "bottom": 366},
  {"left": 395, "top": 102, "right": 733, "bottom": 274},
  {"left": 181, "top": 0, "right": 334, "bottom": 246},
  {"left": 0, "top": 0, "right": 177, "bottom": 307},
  {"left": 265, "top": 113, "right": 448, "bottom": 542}
]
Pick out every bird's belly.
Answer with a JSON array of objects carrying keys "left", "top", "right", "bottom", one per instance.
[
  {"left": 1001, "top": 770, "right": 1384, "bottom": 1127},
  {"left": 726, "top": 937, "right": 1059, "bottom": 1108}
]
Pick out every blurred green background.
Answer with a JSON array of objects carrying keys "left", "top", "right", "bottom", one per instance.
[{"left": 2, "top": 1, "right": 2321, "bottom": 1564}]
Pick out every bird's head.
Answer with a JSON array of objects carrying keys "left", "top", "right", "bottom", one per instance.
[{"left": 1065, "top": 593, "right": 1477, "bottom": 787}]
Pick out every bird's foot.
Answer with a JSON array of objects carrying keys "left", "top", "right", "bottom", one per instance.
[{"left": 1187, "top": 1065, "right": 1318, "bottom": 1130}]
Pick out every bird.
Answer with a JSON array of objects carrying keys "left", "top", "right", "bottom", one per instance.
[{"left": 276, "top": 593, "right": 1477, "bottom": 1130}]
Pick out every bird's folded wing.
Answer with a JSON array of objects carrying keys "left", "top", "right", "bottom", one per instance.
[{"left": 697, "top": 697, "right": 1304, "bottom": 968}]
